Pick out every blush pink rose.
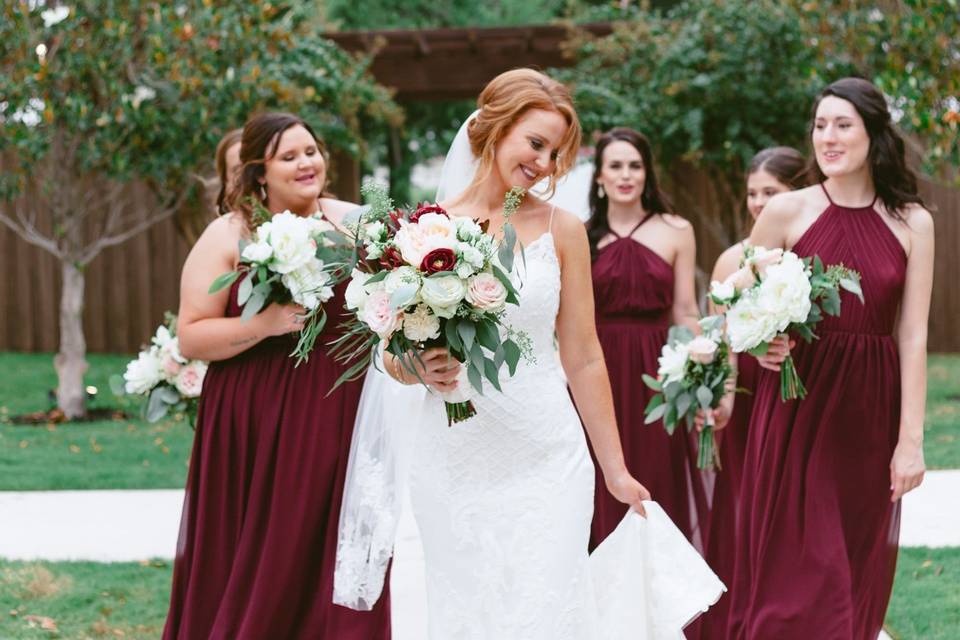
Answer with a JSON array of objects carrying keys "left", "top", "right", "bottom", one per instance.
[
  {"left": 361, "top": 290, "right": 402, "bottom": 339},
  {"left": 686, "top": 336, "right": 719, "bottom": 364},
  {"left": 465, "top": 273, "right": 508, "bottom": 312},
  {"left": 748, "top": 247, "right": 784, "bottom": 276},
  {"left": 726, "top": 266, "right": 757, "bottom": 291}
]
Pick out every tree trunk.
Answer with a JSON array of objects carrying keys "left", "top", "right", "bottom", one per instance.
[{"left": 54, "top": 261, "right": 88, "bottom": 419}]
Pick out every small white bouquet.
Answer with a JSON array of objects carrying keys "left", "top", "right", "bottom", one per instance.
[
  {"left": 331, "top": 183, "right": 530, "bottom": 425},
  {"left": 709, "top": 244, "right": 863, "bottom": 400},
  {"left": 116, "top": 313, "right": 207, "bottom": 425},
  {"left": 643, "top": 316, "right": 733, "bottom": 469},
  {"left": 209, "top": 206, "right": 348, "bottom": 364}
]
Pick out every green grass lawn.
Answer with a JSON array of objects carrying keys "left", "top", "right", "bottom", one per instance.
[
  {"left": 0, "top": 559, "right": 171, "bottom": 639},
  {"left": 0, "top": 547, "right": 956, "bottom": 639},
  {"left": 925, "top": 354, "right": 960, "bottom": 470},
  {"left": 0, "top": 353, "right": 193, "bottom": 491},
  {"left": 885, "top": 547, "right": 960, "bottom": 639}
]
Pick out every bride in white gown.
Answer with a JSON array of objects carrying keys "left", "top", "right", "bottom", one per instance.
[{"left": 334, "top": 69, "right": 723, "bottom": 639}]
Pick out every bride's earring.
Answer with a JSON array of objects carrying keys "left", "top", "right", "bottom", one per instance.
[
  {"left": 597, "top": 183, "right": 605, "bottom": 199},
  {"left": 259, "top": 183, "right": 267, "bottom": 201}
]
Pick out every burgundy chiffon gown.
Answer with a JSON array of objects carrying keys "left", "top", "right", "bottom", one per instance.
[
  {"left": 590, "top": 215, "right": 707, "bottom": 550},
  {"left": 728, "top": 186, "right": 905, "bottom": 639},
  {"left": 163, "top": 279, "right": 391, "bottom": 640},
  {"left": 695, "top": 351, "right": 758, "bottom": 639}
]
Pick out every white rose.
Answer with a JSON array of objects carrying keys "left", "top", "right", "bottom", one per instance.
[
  {"left": 383, "top": 266, "right": 422, "bottom": 308},
  {"left": 686, "top": 335, "right": 719, "bottom": 364},
  {"left": 465, "top": 272, "right": 508, "bottom": 312},
  {"left": 344, "top": 269, "right": 373, "bottom": 311},
  {"left": 657, "top": 343, "right": 689, "bottom": 385},
  {"left": 123, "top": 349, "right": 164, "bottom": 395},
  {"left": 455, "top": 216, "right": 483, "bottom": 240},
  {"left": 393, "top": 222, "right": 429, "bottom": 267},
  {"left": 402, "top": 304, "right": 441, "bottom": 342},
  {"left": 282, "top": 260, "right": 333, "bottom": 310},
  {"left": 755, "top": 253, "right": 812, "bottom": 330},
  {"left": 709, "top": 279, "right": 736, "bottom": 304},
  {"left": 725, "top": 294, "right": 779, "bottom": 353},
  {"left": 242, "top": 241, "right": 273, "bottom": 263},
  {"left": 264, "top": 212, "right": 318, "bottom": 274},
  {"left": 361, "top": 290, "right": 402, "bottom": 339},
  {"left": 458, "top": 242, "right": 484, "bottom": 268},
  {"left": 420, "top": 275, "right": 467, "bottom": 319},
  {"left": 174, "top": 361, "right": 208, "bottom": 398}
]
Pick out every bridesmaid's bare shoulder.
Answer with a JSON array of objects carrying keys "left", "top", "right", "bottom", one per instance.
[
  {"left": 320, "top": 197, "right": 361, "bottom": 225},
  {"left": 195, "top": 212, "right": 246, "bottom": 253}
]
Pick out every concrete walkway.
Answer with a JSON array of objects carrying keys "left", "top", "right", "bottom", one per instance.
[{"left": 2, "top": 470, "right": 957, "bottom": 639}]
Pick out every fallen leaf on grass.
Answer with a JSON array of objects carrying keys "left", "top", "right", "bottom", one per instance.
[{"left": 24, "top": 614, "right": 58, "bottom": 631}]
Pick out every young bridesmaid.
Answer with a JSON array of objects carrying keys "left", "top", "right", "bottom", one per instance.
[
  {"left": 696, "top": 146, "right": 807, "bottom": 638},
  {"left": 728, "top": 78, "right": 932, "bottom": 639},
  {"left": 163, "top": 112, "right": 391, "bottom": 639},
  {"left": 586, "top": 127, "right": 706, "bottom": 548}
]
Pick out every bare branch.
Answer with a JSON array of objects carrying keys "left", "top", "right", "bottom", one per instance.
[
  {"left": 78, "top": 189, "right": 188, "bottom": 266},
  {"left": 0, "top": 209, "right": 63, "bottom": 258}
]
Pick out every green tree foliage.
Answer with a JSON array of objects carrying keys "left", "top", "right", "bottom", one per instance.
[
  {"left": 0, "top": 0, "right": 400, "bottom": 418},
  {"left": 792, "top": 0, "right": 960, "bottom": 178},
  {"left": 555, "top": 0, "right": 820, "bottom": 242}
]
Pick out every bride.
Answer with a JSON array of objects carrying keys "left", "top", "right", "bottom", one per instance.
[{"left": 334, "top": 69, "right": 722, "bottom": 639}]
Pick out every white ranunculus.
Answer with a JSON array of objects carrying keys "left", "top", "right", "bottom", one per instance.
[
  {"left": 242, "top": 241, "right": 273, "bottom": 263},
  {"left": 174, "top": 361, "right": 208, "bottom": 398},
  {"left": 361, "top": 290, "right": 402, "bottom": 339},
  {"left": 420, "top": 275, "right": 467, "bottom": 319},
  {"left": 709, "top": 279, "right": 736, "bottom": 304},
  {"left": 263, "top": 212, "right": 319, "bottom": 274},
  {"left": 657, "top": 343, "right": 690, "bottom": 385},
  {"left": 124, "top": 349, "right": 164, "bottom": 395},
  {"left": 687, "top": 335, "right": 719, "bottom": 364},
  {"left": 465, "top": 272, "right": 508, "bottom": 312},
  {"left": 282, "top": 261, "right": 333, "bottom": 310},
  {"left": 383, "top": 265, "right": 422, "bottom": 308},
  {"left": 344, "top": 269, "right": 373, "bottom": 311},
  {"left": 402, "top": 304, "right": 441, "bottom": 342}
]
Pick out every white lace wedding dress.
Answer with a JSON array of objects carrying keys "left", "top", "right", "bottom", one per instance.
[{"left": 408, "top": 229, "right": 601, "bottom": 640}]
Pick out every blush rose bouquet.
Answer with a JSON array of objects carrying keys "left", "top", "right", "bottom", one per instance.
[{"left": 331, "top": 183, "right": 531, "bottom": 425}]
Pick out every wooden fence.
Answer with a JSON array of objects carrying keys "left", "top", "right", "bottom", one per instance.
[{"left": 1, "top": 167, "right": 958, "bottom": 354}]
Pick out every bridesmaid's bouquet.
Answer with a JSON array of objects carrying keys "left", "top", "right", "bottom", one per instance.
[
  {"left": 643, "top": 316, "right": 732, "bottom": 470},
  {"left": 709, "top": 244, "right": 863, "bottom": 400},
  {"left": 115, "top": 313, "right": 207, "bottom": 426},
  {"left": 330, "top": 182, "right": 529, "bottom": 425},
  {"left": 209, "top": 206, "right": 349, "bottom": 364}
]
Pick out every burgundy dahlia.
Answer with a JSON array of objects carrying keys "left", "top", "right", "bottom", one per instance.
[{"left": 410, "top": 203, "right": 448, "bottom": 223}]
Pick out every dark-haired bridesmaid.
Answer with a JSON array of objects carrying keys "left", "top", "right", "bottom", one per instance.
[
  {"left": 163, "top": 112, "right": 392, "bottom": 639},
  {"left": 585, "top": 127, "right": 707, "bottom": 548},
  {"left": 728, "top": 78, "right": 933, "bottom": 639},
  {"left": 695, "top": 146, "right": 807, "bottom": 639}
]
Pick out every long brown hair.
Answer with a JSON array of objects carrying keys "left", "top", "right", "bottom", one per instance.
[
  {"left": 808, "top": 77, "right": 926, "bottom": 220},
  {"left": 465, "top": 68, "right": 581, "bottom": 199},
  {"left": 215, "top": 128, "right": 243, "bottom": 216},
  {"left": 586, "top": 127, "right": 673, "bottom": 255},
  {"left": 229, "top": 112, "right": 327, "bottom": 230}
]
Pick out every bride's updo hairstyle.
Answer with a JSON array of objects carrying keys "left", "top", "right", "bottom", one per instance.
[{"left": 467, "top": 68, "right": 582, "bottom": 197}]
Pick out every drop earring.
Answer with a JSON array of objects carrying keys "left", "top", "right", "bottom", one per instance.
[
  {"left": 597, "top": 183, "right": 605, "bottom": 199},
  {"left": 259, "top": 183, "right": 267, "bottom": 200}
]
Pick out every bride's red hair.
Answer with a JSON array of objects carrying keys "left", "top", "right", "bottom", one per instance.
[{"left": 466, "top": 68, "right": 581, "bottom": 197}]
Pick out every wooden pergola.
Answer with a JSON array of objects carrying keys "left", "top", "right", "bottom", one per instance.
[{"left": 323, "top": 23, "right": 612, "bottom": 198}]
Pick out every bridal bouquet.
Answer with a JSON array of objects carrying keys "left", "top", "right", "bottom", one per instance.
[
  {"left": 709, "top": 244, "right": 863, "bottom": 400},
  {"left": 209, "top": 206, "right": 348, "bottom": 364},
  {"left": 116, "top": 313, "right": 207, "bottom": 426},
  {"left": 331, "top": 182, "right": 529, "bottom": 425},
  {"left": 643, "top": 316, "right": 732, "bottom": 469}
]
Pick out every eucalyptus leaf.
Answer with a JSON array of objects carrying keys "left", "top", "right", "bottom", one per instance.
[{"left": 209, "top": 270, "right": 241, "bottom": 294}]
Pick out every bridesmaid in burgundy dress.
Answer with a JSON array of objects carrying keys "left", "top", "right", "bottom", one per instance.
[
  {"left": 728, "top": 78, "right": 933, "bottom": 639},
  {"left": 586, "top": 127, "right": 705, "bottom": 549},
  {"left": 163, "top": 113, "right": 391, "bottom": 639},
  {"left": 696, "top": 147, "right": 807, "bottom": 639}
]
